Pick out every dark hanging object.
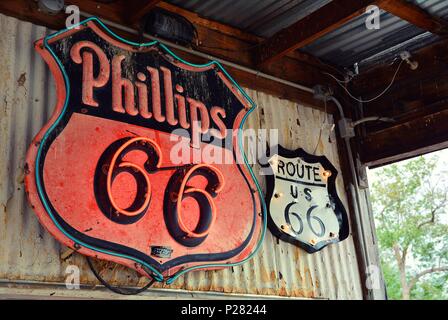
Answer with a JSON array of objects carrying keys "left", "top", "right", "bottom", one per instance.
[{"left": 141, "top": 8, "right": 197, "bottom": 46}]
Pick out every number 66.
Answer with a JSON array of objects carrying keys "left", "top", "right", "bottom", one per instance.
[{"left": 284, "top": 203, "right": 325, "bottom": 237}]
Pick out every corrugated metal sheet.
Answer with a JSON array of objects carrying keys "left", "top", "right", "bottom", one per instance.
[
  {"left": 301, "top": 6, "right": 439, "bottom": 67},
  {"left": 166, "top": 0, "right": 331, "bottom": 38},
  {"left": 167, "top": 0, "right": 448, "bottom": 68},
  {"left": 409, "top": 0, "right": 448, "bottom": 18},
  {"left": 303, "top": 10, "right": 420, "bottom": 66},
  {"left": 0, "top": 14, "right": 362, "bottom": 299}
]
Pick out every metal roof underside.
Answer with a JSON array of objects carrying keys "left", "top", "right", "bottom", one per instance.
[{"left": 166, "top": 0, "right": 448, "bottom": 68}]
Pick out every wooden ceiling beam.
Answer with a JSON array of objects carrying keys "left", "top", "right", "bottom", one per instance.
[
  {"left": 156, "top": 2, "right": 333, "bottom": 70},
  {"left": 378, "top": 0, "right": 448, "bottom": 35},
  {"left": 254, "top": 0, "right": 376, "bottom": 67},
  {"left": 349, "top": 37, "right": 448, "bottom": 167},
  {"left": 360, "top": 107, "right": 448, "bottom": 167}
]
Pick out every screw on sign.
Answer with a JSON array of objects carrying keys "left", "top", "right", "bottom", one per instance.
[{"left": 25, "top": 17, "right": 266, "bottom": 288}]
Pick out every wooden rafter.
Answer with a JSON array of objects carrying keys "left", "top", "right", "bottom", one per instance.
[
  {"left": 360, "top": 108, "right": 448, "bottom": 167},
  {"left": 126, "top": 0, "right": 161, "bottom": 25},
  {"left": 255, "top": 0, "right": 376, "bottom": 67},
  {"left": 378, "top": 0, "right": 448, "bottom": 35},
  {"left": 349, "top": 36, "right": 448, "bottom": 167}
]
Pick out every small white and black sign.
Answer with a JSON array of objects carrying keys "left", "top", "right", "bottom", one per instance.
[{"left": 264, "top": 146, "right": 349, "bottom": 253}]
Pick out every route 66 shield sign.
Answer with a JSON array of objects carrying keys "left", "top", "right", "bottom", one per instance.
[
  {"left": 265, "top": 146, "right": 349, "bottom": 253},
  {"left": 25, "top": 17, "right": 264, "bottom": 283}
]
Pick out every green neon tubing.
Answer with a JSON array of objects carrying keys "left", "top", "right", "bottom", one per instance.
[{"left": 35, "top": 17, "right": 267, "bottom": 285}]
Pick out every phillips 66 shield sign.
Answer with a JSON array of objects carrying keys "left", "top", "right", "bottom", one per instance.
[
  {"left": 25, "top": 17, "right": 265, "bottom": 283},
  {"left": 265, "top": 146, "right": 349, "bottom": 253}
]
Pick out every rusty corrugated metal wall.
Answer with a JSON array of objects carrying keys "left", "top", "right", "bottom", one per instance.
[{"left": 0, "top": 14, "right": 362, "bottom": 299}]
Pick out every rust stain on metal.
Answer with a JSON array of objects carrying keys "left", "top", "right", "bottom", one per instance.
[{"left": 17, "top": 72, "right": 26, "bottom": 87}]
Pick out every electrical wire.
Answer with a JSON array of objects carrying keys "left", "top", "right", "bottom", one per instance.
[
  {"left": 312, "top": 128, "right": 323, "bottom": 155},
  {"left": 323, "top": 72, "right": 352, "bottom": 84},
  {"left": 86, "top": 256, "right": 156, "bottom": 295},
  {"left": 325, "top": 59, "right": 404, "bottom": 104},
  {"left": 352, "top": 116, "right": 395, "bottom": 127},
  {"left": 313, "top": 98, "right": 328, "bottom": 155}
]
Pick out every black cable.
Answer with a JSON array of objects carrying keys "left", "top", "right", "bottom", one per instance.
[{"left": 86, "top": 256, "right": 156, "bottom": 295}]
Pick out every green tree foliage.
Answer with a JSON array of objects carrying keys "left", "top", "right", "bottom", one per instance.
[{"left": 370, "top": 154, "right": 448, "bottom": 300}]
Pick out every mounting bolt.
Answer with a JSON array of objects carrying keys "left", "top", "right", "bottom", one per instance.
[
  {"left": 400, "top": 51, "right": 419, "bottom": 70},
  {"left": 322, "top": 170, "right": 332, "bottom": 179}
]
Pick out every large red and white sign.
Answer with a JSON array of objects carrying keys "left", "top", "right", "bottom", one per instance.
[{"left": 25, "top": 18, "right": 264, "bottom": 283}]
